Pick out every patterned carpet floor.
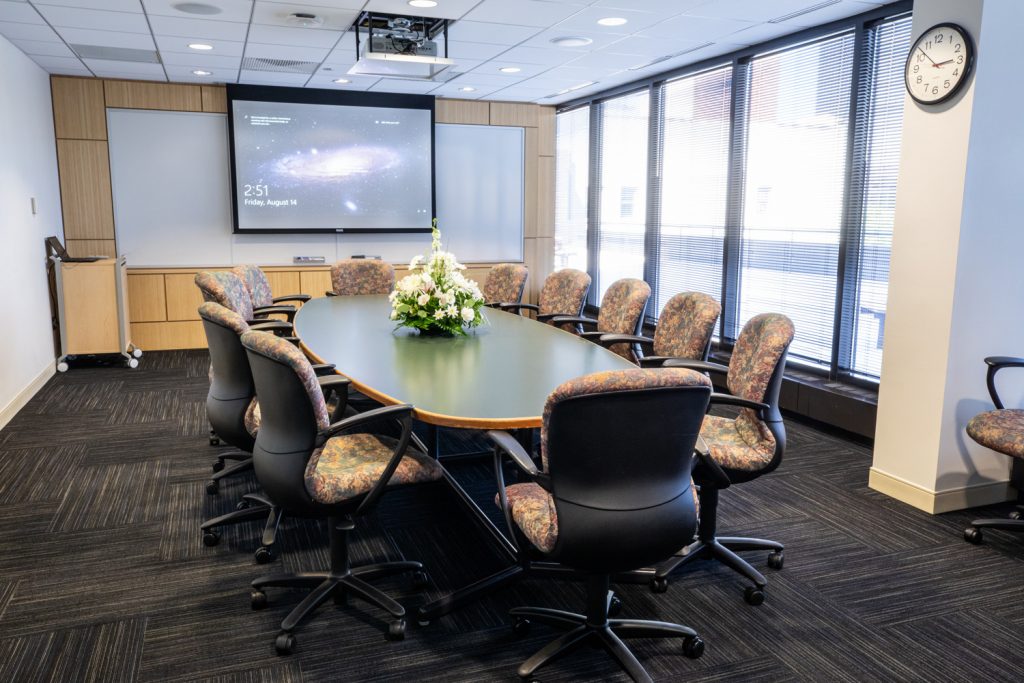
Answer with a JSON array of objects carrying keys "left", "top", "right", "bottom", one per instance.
[{"left": 0, "top": 350, "right": 1021, "bottom": 682}]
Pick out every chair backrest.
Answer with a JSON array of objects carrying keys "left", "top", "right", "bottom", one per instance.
[
  {"left": 195, "top": 271, "right": 254, "bottom": 321},
  {"left": 330, "top": 259, "right": 395, "bottom": 296},
  {"left": 597, "top": 278, "right": 651, "bottom": 360},
  {"left": 241, "top": 330, "right": 331, "bottom": 512},
  {"left": 232, "top": 264, "right": 274, "bottom": 308},
  {"left": 198, "top": 302, "right": 255, "bottom": 451},
  {"left": 483, "top": 263, "right": 528, "bottom": 305},
  {"left": 538, "top": 268, "right": 591, "bottom": 317},
  {"left": 727, "top": 313, "right": 794, "bottom": 464},
  {"left": 653, "top": 292, "right": 722, "bottom": 361},
  {"left": 541, "top": 368, "right": 711, "bottom": 573}
]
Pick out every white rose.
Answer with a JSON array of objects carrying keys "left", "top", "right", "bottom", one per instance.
[
  {"left": 461, "top": 306, "right": 475, "bottom": 323},
  {"left": 417, "top": 293, "right": 430, "bottom": 306}
]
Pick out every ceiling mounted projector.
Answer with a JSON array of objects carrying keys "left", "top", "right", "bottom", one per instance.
[{"left": 348, "top": 11, "right": 454, "bottom": 81}]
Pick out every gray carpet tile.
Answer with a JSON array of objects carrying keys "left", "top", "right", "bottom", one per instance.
[{"left": 0, "top": 349, "right": 1022, "bottom": 682}]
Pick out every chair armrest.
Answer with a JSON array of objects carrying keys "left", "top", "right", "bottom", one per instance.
[
  {"left": 317, "top": 374, "right": 351, "bottom": 396},
  {"left": 708, "top": 392, "right": 770, "bottom": 417},
  {"left": 501, "top": 303, "right": 539, "bottom": 315},
  {"left": 283, "top": 337, "right": 300, "bottom": 347},
  {"left": 311, "top": 363, "right": 337, "bottom": 376},
  {"left": 487, "top": 430, "right": 539, "bottom": 477},
  {"left": 536, "top": 312, "right": 561, "bottom": 323},
  {"left": 489, "top": 430, "right": 547, "bottom": 555},
  {"left": 694, "top": 436, "right": 731, "bottom": 489},
  {"left": 325, "top": 291, "right": 338, "bottom": 297},
  {"left": 985, "top": 356, "right": 1024, "bottom": 368},
  {"left": 546, "top": 315, "right": 597, "bottom": 329},
  {"left": 662, "top": 359, "right": 730, "bottom": 376},
  {"left": 253, "top": 305, "right": 296, "bottom": 315},
  {"left": 578, "top": 330, "right": 606, "bottom": 341},
  {"left": 983, "top": 356, "right": 1024, "bottom": 409},
  {"left": 272, "top": 294, "right": 311, "bottom": 304},
  {"left": 638, "top": 355, "right": 678, "bottom": 368},
  {"left": 249, "top": 320, "right": 293, "bottom": 335},
  {"left": 318, "top": 403, "right": 413, "bottom": 442},
  {"left": 597, "top": 334, "right": 654, "bottom": 350}
]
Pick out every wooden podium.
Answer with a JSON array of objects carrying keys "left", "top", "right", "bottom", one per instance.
[{"left": 52, "top": 255, "right": 141, "bottom": 371}]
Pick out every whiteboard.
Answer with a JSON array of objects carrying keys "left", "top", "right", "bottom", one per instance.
[{"left": 107, "top": 109, "right": 524, "bottom": 266}]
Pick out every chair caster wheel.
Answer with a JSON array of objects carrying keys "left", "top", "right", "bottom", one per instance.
[
  {"left": 202, "top": 530, "right": 220, "bottom": 547},
  {"left": 205, "top": 479, "right": 219, "bottom": 495},
  {"left": 254, "top": 546, "right": 274, "bottom": 564},
  {"left": 608, "top": 595, "right": 622, "bottom": 617},
  {"left": 512, "top": 617, "right": 531, "bottom": 636},
  {"left": 275, "top": 632, "right": 295, "bottom": 655},
  {"left": 209, "top": 436, "right": 221, "bottom": 446},
  {"left": 411, "top": 570, "right": 429, "bottom": 589},
  {"left": 744, "top": 586, "right": 765, "bottom": 606},
  {"left": 387, "top": 619, "right": 406, "bottom": 641},
  {"left": 417, "top": 619, "right": 430, "bottom": 627},
  {"left": 1009, "top": 510, "right": 1022, "bottom": 520},
  {"left": 964, "top": 527, "right": 983, "bottom": 544},
  {"left": 212, "top": 460, "right": 225, "bottom": 473},
  {"left": 682, "top": 635, "right": 705, "bottom": 659},
  {"left": 236, "top": 500, "right": 250, "bottom": 511},
  {"left": 650, "top": 577, "right": 669, "bottom": 594},
  {"left": 767, "top": 550, "right": 784, "bottom": 570},
  {"left": 251, "top": 590, "right": 267, "bottom": 610}
]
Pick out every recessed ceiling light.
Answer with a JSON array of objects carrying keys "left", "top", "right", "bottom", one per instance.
[
  {"left": 173, "top": 2, "right": 222, "bottom": 15},
  {"left": 188, "top": 43, "right": 213, "bottom": 51},
  {"left": 499, "top": 66, "right": 521, "bottom": 73},
  {"left": 550, "top": 36, "right": 593, "bottom": 48},
  {"left": 333, "top": 78, "right": 351, "bottom": 84},
  {"left": 597, "top": 17, "right": 628, "bottom": 26},
  {"left": 459, "top": 86, "right": 476, "bottom": 92},
  {"left": 192, "top": 69, "right": 212, "bottom": 76},
  {"left": 408, "top": 0, "right": 438, "bottom": 7}
]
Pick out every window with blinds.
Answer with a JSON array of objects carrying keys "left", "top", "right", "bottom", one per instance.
[
  {"left": 554, "top": 106, "right": 590, "bottom": 273},
  {"left": 596, "top": 90, "right": 649, "bottom": 302},
  {"left": 846, "top": 15, "right": 913, "bottom": 378},
  {"left": 656, "top": 66, "right": 733, "bottom": 317},
  {"left": 736, "top": 32, "right": 855, "bottom": 366}
]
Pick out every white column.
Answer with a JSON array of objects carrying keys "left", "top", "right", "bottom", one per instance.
[{"left": 871, "top": 0, "right": 1024, "bottom": 512}]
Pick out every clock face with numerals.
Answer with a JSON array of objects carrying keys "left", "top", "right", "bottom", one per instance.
[{"left": 905, "top": 23, "right": 974, "bottom": 105}]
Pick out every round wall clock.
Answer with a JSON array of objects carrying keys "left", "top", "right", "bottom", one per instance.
[{"left": 905, "top": 23, "right": 974, "bottom": 105}]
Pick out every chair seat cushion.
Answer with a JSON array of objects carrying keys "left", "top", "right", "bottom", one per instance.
[
  {"left": 244, "top": 399, "right": 260, "bottom": 437},
  {"left": 966, "top": 409, "right": 1024, "bottom": 459},
  {"left": 495, "top": 483, "right": 558, "bottom": 553},
  {"left": 305, "top": 433, "right": 443, "bottom": 505},
  {"left": 701, "top": 414, "right": 774, "bottom": 472}
]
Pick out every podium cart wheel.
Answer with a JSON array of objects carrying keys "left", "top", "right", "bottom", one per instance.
[{"left": 57, "top": 361, "right": 69, "bottom": 373}]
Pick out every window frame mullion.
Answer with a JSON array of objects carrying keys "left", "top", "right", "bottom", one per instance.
[
  {"left": 643, "top": 83, "right": 665, "bottom": 323},
  {"left": 585, "top": 102, "right": 603, "bottom": 307},
  {"left": 720, "top": 58, "right": 749, "bottom": 344}
]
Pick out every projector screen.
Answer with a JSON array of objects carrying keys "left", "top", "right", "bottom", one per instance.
[{"left": 228, "top": 85, "right": 434, "bottom": 233}]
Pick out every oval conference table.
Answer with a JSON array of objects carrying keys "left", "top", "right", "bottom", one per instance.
[{"left": 294, "top": 294, "right": 636, "bottom": 622}]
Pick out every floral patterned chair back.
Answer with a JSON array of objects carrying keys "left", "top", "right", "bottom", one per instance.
[
  {"left": 538, "top": 268, "right": 591, "bottom": 318},
  {"left": 330, "top": 259, "right": 395, "bottom": 296},
  {"left": 653, "top": 292, "right": 722, "bottom": 361},
  {"left": 232, "top": 264, "right": 275, "bottom": 308},
  {"left": 195, "top": 271, "right": 254, "bottom": 321},
  {"left": 483, "top": 263, "right": 528, "bottom": 305},
  {"left": 597, "top": 278, "right": 651, "bottom": 360}
]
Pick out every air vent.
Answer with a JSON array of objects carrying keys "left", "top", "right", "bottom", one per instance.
[
  {"left": 71, "top": 45, "right": 161, "bottom": 63},
  {"left": 241, "top": 57, "right": 320, "bottom": 74},
  {"left": 768, "top": 0, "right": 841, "bottom": 24}
]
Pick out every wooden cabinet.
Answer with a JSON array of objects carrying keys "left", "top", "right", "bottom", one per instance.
[{"left": 55, "top": 257, "right": 136, "bottom": 366}]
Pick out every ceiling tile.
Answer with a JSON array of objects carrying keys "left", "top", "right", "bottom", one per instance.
[
  {"left": 368, "top": 78, "right": 439, "bottom": 93},
  {"left": 443, "top": 20, "right": 540, "bottom": 46},
  {"left": 56, "top": 26, "right": 156, "bottom": 49},
  {"left": 155, "top": 35, "right": 245, "bottom": 56},
  {"left": 549, "top": 5, "right": 671, "bottom": 35},
  {"left": 363, "top": 0, "right": 480, "bottom": 20},
  {"left": 238, "top": 69, "right": 310, "bottom": 85},
  {"left": 685, "top": 0, "right": 828, "bottom": 23},
  {"left": 446, "top": 71, "right": 527, "bottom": 88},
  {"left": 591, "top": 0, "right": 706, "bottom": 12},
  {"left": 141, "top": 0, "right": 254, "bottom": 23},
  {"left": 37, "top": 0, "right": 145, "bottom": 11},
  {"left": 35, "top": 5, "right": 151, "bottom": 33},
  {"left": 243, "top": 41, "right": 330, "bottom": 61},
  {"left": 92, "top": 70, "right": 167, "bottom": 80},
  {"left": 30, "top": 54, "right": 85, "bottom": 70},
  {"left": 305, "top": 72, "right": 380, "bottom": 90},
  {"left": 563, "top": 49, "right": 650, "bottom": 70},
  {"left": 469, "top": 59, "right": 551, "bottom": 79},
  {"left": 247, "top": 23, "right": 346, "bottom": 48},
  {"left": 160, "top": 50, "right": 242, "bottom": 68},
  {"left": 445, "top": 40, "right": 509, "bottom": 61},
  {"left": 496, "top": 45, "right": 581, "bottom": 67},
  {"left": 430, "top": 81, "right": 505, "bottom": 99},
  {"left": 638, "top": 14, "right": 755, "bottom": 41},
  {"left": 164, "top": 64, "right": 236, "bottom": 82},
  {"left": 10, "top": 37, "right": 76, "bottom": 56},
  {"left": 519, "top": 28, "right": 626, "bottom": 52},
  {"left": 601, "top": 35, "right": 706, "bottom": 58},
  {"left": 83, "top": 58, "right": 166, "bottom": 75},
  {"left": 148, "top": 15, "right": 251, "bottom": 40},
  {"left": 0, "top": 21, "right": 62, "bottom": 42},
  {"left": 775, "top": 0, "right": 880, "bottom": 28},
  {"left": 725, "top": 21, "right": 800, "bottom": 46},
  {"left": 251, "top": 1, "right": 359, "bottom": 30},
  {"left": 0, "top": 2, "right": 43, "bottom": 24},
  {"left": 462, "top": 0, "right": 587, "bottom": 29}
]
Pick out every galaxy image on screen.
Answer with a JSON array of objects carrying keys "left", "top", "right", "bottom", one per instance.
[{"left": 231, "top": 99, "right": 433, "bottom": 231}]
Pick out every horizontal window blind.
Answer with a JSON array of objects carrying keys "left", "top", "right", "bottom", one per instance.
[
  {"left": 847, "top": 15, "right": 913, "bottom": 378},
  {"left": 736, "top": 32, "right": 855, "bottom": 365},
  {"left": 596, "top": 90, "right": 649, "bottom": 302},
  {"left": 554, "top": 106, "right": 590, "bottom": 273},
  {"left": 656, "top": 66, "right": 733, "bottom": 318}
]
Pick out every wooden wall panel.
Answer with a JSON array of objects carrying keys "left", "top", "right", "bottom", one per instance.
[
  {"left": 165, "top": 273, "right": 204, "bottom": 321},
  {"left": 263, "top": 270, "right": 302, "bottom": 299},
  {"left": 537, "top": 155, "right": 554, "bottom": 239},
  {"left": 57, "top": 139, "right": 115, "bottom": 240},
  {"left": 436, "top": 98, "right": 489, "bottom": 125},
  {"left": 51, "top": 77, "right": 106, "bottom": 140},
  {"left": 490, "top": 102, "right": 538, "bottom": 128},
  {"left": 132, "top": 321, "right": 206, "bottom": 350},
  {"left": 300, "top": 270, "right": 333, "bottom": 298},
  {"left": 104, "top": 80, "right": 202, "bottom": 111},
  {"left": 127, "top": 274, "right": 166, "bottom": 322},
  {"left": 524, "top": 128, "right": 538, "bottom": 239},
  {"left": 201, "top": 86, "right": 227, "bottom": 113},
  {"left": 66, "top": 239, "right": 116, "bottom": 258},
  {"left": 537, "top": 106, "right": 555, "bottom": 157},
  {"left": 524, "top": 237, "right": 553, "bottom": 306}
]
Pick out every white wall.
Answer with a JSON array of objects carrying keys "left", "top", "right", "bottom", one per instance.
[{"left": 0, "top": 34, "right": 62, "bottom": 428}]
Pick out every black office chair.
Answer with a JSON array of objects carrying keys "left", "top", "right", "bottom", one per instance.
[
  {"left": 326, "top": 258, "right": 395, "bottom": 296},
  {"left": 492, "top": 367, "right": 712, "bottom": 682},
  {"left": 501, "top": 268, "right": 591, "bottom": 330},
  {"left": 549, "top": 278, "right": 651, "bottom": 361},
  {"left": 233, "top": 264, "right": 311, "bottom": 323},
  {"left": 198, "top": 302, "right": 344, "bottom": 563},
  {"left": 241, "top": 330, "right": 444, "bottom": 653},
  {"left": 653, "top": 313, "right": 794, "bottom": 605}
]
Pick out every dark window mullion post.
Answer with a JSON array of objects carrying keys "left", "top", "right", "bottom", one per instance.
[
  {"left": 586, "top": 103, "right": 604, "bottom": 308},
  {"left": 721, "top": 58, "right": 749, "bottom": 344},
  {"left": 833, "top": 23, "right": 871, "bottom": 379},
  {"left": 643, "top": 83, "right": 665, "bottom": 323}
]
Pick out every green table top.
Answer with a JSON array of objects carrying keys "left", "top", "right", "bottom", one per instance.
[{"left": 294, "top": 295, "right": 636, "bottom": 429}]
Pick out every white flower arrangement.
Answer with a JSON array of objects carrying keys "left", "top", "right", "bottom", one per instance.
[{"left": 389, "top": 220, "right": 485, "bottom": 336}]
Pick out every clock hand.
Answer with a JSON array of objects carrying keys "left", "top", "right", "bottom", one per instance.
[
  {"left": 932, "top": 59, "right": 954, "bottom": 67},
  {"left": 917, "top": 47, "right": 938, "bottom": 65}
]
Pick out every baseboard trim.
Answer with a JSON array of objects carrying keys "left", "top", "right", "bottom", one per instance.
[
  {"left": 0, "top": 361, "right": 55, "bottom": 432},
  {"left": 869, "top": 467, "right": 1016, "bottom": 514}
]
